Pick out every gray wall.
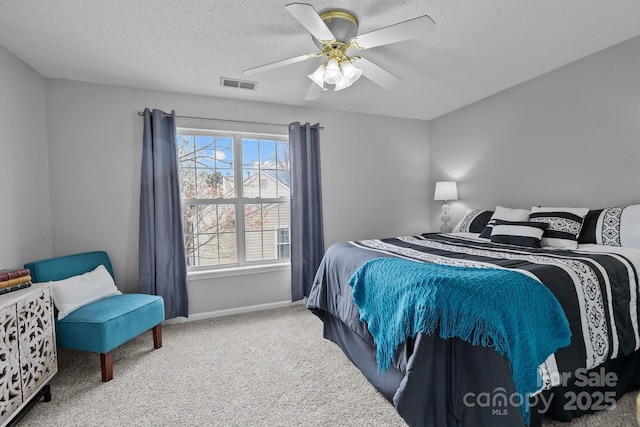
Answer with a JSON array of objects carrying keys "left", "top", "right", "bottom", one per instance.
[
  {"left": 44, "top": 79, "right": 430, "bottom": 315},
  {"left": 6, "top": 30, "right": 640, "bottom": 317},
  {"left": 429, "top": 35, "right": 640, "bottom": 231},
  {"left": 0, "top": 46, "right": 52, "bottom": 267}
]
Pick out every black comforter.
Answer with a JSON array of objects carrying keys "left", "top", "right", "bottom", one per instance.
[{"left": 307, "top": 233, "right": 640, "bottom": 426}]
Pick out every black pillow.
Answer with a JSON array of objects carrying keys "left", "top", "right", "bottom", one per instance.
[
  {"left": 455, "top": 209, "right": 494, "bottom": 233},
  {"left": 578, "top": 209, "right": 603, "bottom": 244}
]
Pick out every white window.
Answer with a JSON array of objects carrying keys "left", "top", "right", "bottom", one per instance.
[
  {"left": 275, "top": 226, "right": 290, "bottom": 259},
  {"left": 177, "top": 129, "right": 290, "bottom": 269}
]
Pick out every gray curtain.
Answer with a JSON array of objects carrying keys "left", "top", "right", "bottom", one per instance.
[
  {"left": 289, "top": 122, "right": 325, "bottom": 301},
  {"left": 139, "top": 108, "right": 189, "bottom": 319}
]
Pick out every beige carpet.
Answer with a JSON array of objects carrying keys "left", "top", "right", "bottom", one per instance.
[{"left": 16, "top": 305, "right": 638, "bottom": 426}]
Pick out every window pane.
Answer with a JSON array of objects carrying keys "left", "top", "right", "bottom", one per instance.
[
  {"left": 275, "top": 141, "right": 290, "bottom": 197},
  {"left": 259, "top": 140, "right": 276, "bottom": 164},
  {"left": 245, "top": 203, "right": 263, "bottom": 231},
  {"left": 276, "top": 226, "right": 290, "bottom": 260},
  {"left": 178, "top": 135, "right": 196, "bottom": 164},
  {"left": 178, "top": 135, "right": 196, "bottom": 199},
  {"left": 243, "top": 173, "right": 260, "bottom": 198},
  {"left": 242, "top": 138, "right": 259, "bottom": 169},
  {"left": 242, "top": 139, "right": 259, "bottom": 197},
  {"left": 277, "top": 203, "right": 290, "bottom": 230},
  {"left": 278, "top": 243, "right": 290, "bottom": 259},
  {"left": 215, "top": 204, "right": 236, "bottom": 238},
  {"left": 243, "top": 203, "right": 291, "bottom": 262},
  {"left": 181, "top": 135, "right": 235, "bottom": 199},
  {"left": 182, "top": 203, "right": 237, "bottom": 267},
  {"left": 243, "top": 138, "right": 290, "bottom": 199},
  {"left": 196, "top": 205, "right": 218, "bottom": 234},
  {"left": 192, "top": 232, "right": 238, "bottom": 267},
  {"left": 217, "top": 232, "right": 237, "bottom": 265},
  {"left": 183, "top": 204, "right": 197, "bottom": 266},
  {"left": 277, "top": 228, "right": 289, "bottom": 243},
  {"left": 196, "top": 233, "right": 221, "bottom": 266},
  {"left": 245, "top": 230, "right": 264, "bottom": 262}
]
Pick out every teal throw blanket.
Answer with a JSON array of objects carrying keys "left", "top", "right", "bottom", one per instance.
[{"left": 348, "top": 257, "right": 571, "bottom": 424}]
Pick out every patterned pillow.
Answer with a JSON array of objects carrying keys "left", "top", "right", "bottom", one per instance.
[
  {"left": 578, "top": 209, "right": 604, "bottom": 244},
  {"left": 528, "top": 207, "right": 589, "bottom": 249},
  {"left": 452, "top": 209, "right": 494, "bottom": 233},
  {"left": 479, "top": 206, "right": 531, "bottom": 238},
  {"left": 490, "top": 220, "right": 549, "bottom": 248},
  {"left": 579, "top": 204, "right": 640, "bottom": 248}
]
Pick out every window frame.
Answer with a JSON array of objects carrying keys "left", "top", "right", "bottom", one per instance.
[{"left": 177, "top": 127, "right": 290, "bottom": 272}]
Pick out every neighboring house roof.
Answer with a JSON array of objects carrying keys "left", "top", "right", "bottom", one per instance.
[{"left": 243, "top": 170, "right": 290, "bottom": 198}]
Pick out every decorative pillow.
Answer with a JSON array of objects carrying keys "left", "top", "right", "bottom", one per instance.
[
  {"left": 579, "top": 204, "right": 640, "bottom": 248},
  {"left": 49, "top": 265, "right": 122, "bottom": 320},
  {"left": 528, "top": 207, "right": 589, "bottom": 249},
  {"left": 490, "top": 220, "right": 549, "bottom": 248},
  {"left": 578, "top": 209, "right": 604, "bottom": 244},
  {"left": 479, "top": 206, "right": 531, "bottom": 238},
  {"left": 452, "top": 209, "right": 494, "bottom": 233}
]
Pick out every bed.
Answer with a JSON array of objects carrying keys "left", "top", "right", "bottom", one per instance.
[{"left": 306, "top": 219, "right": 640, "bottom": 427}]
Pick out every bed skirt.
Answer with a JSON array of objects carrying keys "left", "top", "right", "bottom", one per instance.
[
  {"left": 322, "top": 313, "right": 640, "bottom": 426},
  {"left": 322, "top": 313, "right": 541, "bottom": 427}
]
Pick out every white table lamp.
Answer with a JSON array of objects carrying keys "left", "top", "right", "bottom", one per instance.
[{"left": 434, "top": 181, "right": 458, "bottom": 232}]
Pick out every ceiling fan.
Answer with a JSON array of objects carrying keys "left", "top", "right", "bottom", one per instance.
[{"left": 243, "top": 3, "right": 435, "bottom": 100}]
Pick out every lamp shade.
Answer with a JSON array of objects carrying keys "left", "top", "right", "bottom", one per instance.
[
  {"left": 334, "top": 61, "right": 362, "bottom": 91},
  {"left": 434, "top": 181, "right": 458, "bottom": 201},
  {"left": 323, "top": 59, "right": 343, "bottom": 84},
  {"left": 308, "top": 64, "right": 325, "bottom": 88}
]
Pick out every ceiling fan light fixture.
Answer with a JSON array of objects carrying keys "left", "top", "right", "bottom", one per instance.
[
  {"left": 334, "top": 61, "right": 362, "bottom": 91},
  {"left": 334, "top": 77, "right": 348, "bottom": 91},
  {"left": 350, "top": 67, "right": 363, "bottom": 83},
  {"left": 341, "top": 60, "right": 358, "bottom": 80},
  {"left": 323, "top": 58, "right": 343, "bottom": 84},
  {"left": 308, "top": 64, "right": 326, "bottom": 88}
]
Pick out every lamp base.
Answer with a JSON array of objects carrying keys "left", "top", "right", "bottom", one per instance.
[{"left": 440, "top": 203, "right": 452, "bottom": 233}]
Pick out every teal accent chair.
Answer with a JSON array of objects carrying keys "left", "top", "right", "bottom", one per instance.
[{"left": 24, "top": 251, "right": 165, "bottom": 382}]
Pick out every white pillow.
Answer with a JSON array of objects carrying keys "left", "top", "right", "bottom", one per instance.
[
  {"left": 49, "top": 265, "right": 122, "bottom": 320},
  {"left": 581, "top": 204, "right": 640, "bottom": 248},
  {"left": 493, "top": 206, "right": 531, "bottom": 221},
  {"left": 479, "top": 206, "right": 531, "bottom": 238},
  {"left": 620, "top": 205, "right": 640, "bottom": 249}
]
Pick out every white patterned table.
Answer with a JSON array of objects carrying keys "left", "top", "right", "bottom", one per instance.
[{"left": 0, "top": 283, "right": 57, "bottom": 426}]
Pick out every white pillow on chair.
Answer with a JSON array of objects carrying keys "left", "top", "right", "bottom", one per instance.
[{"left": 49, "top": 265, "right": 122, "bottom": 320}]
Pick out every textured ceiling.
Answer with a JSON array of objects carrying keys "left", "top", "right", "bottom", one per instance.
[{"left": 1, "top": 0, "right": 640, "bottom": 120}]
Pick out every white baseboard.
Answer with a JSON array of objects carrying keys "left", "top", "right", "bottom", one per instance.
[{"left": 163, "top": 299, "right": 306, "bottom": 325}]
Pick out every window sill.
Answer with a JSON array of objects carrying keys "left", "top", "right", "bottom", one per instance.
[{"left": 187, "top": 262, "right": 291, "bottom": 281}]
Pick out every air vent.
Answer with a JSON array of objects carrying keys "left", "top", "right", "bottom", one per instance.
[{"left": 220, "top": 77, "right": 257, "bottom": 91}]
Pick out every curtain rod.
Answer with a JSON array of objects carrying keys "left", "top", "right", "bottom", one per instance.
[{"left": 137, "top": 111, "right": 323, "bottom": 130}]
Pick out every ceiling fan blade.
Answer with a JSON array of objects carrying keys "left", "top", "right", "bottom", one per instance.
[
  {"left": 351, "top": 15, "right": 435, "bottom": 50},
  {"left": 357, "top": 58, "right": 401, "bottom": 90},
  {"left": 304, "top": 82, "right": 323, "bottom": 100},
  {"left": 243, "top": 54, "right": 313, "bottom": 76},
  {"left": 285, "top": 3, "right": 335, "bottom": 42}
]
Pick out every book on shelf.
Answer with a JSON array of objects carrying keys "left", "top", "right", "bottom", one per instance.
[
  {"left": 0, "top": 268, "right": 30, "bottom": 282},
  {"left": 0, "top": 275, "right": 32, "bottom": 289},
  {"left": 0, "top": 281, "right": 31, "bottom": 296}
]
